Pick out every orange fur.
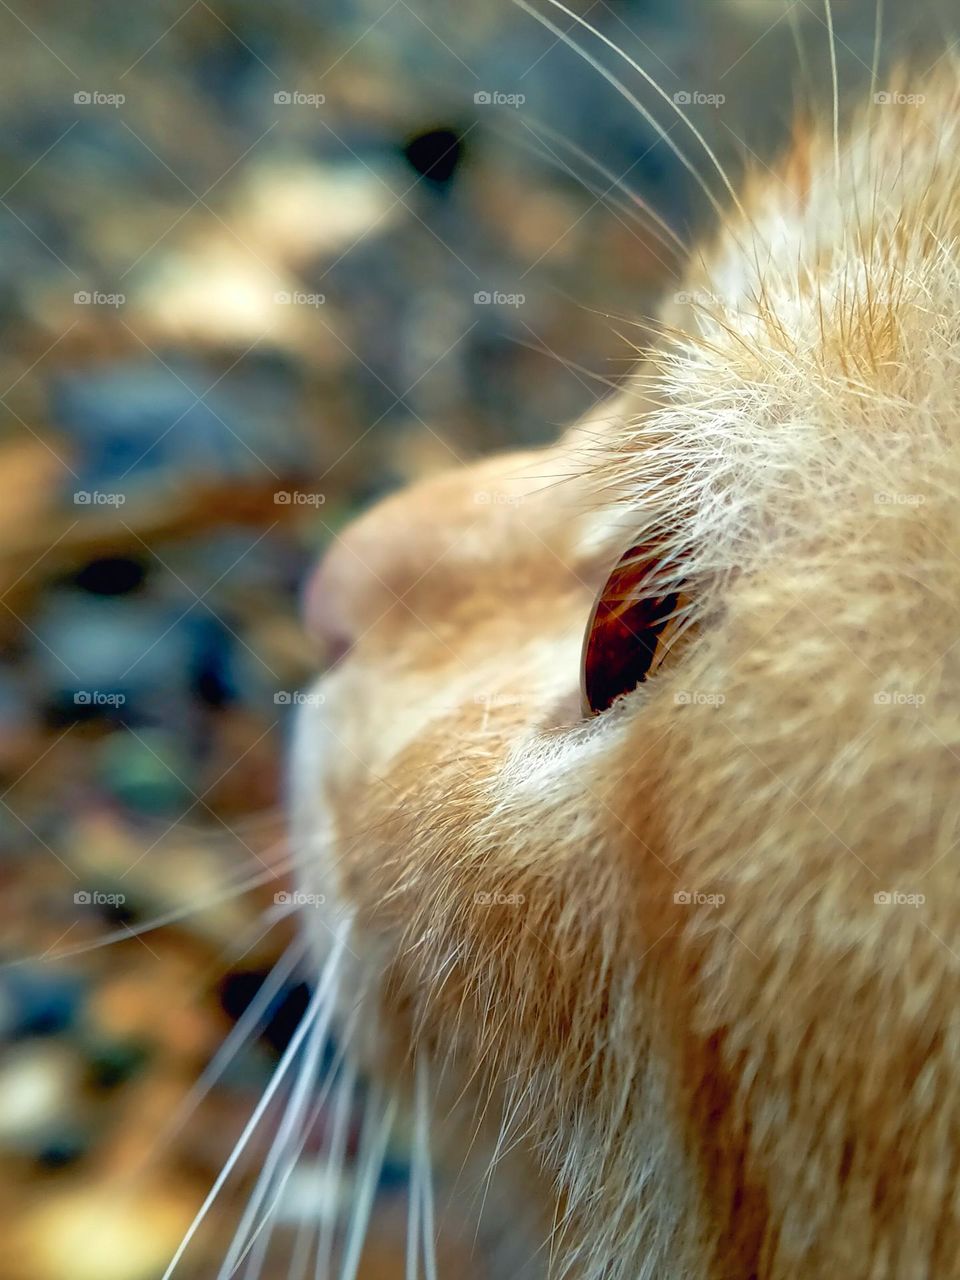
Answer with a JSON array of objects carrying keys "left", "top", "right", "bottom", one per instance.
[{"left": 294, "top": 62, "right": 960, "bottom": 1278}]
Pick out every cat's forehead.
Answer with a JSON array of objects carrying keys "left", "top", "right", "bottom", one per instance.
[{"left": 705, "top": 77, "right": 960, "bottom": 336}]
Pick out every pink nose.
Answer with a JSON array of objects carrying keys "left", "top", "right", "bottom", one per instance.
[{"left": 302, "top": 549, "right": 354, "bottom": 664}]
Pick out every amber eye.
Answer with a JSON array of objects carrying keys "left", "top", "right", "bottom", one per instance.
[{"left": 581, "top": 543, "right": 681, "bottom": 715}]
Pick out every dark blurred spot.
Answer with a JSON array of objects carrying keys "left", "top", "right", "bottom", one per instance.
[
  {"left": 72, "top": 557, "right": 146, "bottom": 597},
  {"left": 3, "top": 972, "right": 83, "bottom": 1038},
  {"left": 379, "top": 1154, "right": 411, "bottom": 1191},
  {"left": 45, "top": 692, "right": 126, "bottom": 729},
  {"left": 220, "top": 971, "right": 321, "bottom": 1057},
  {"left": 195, "top": 27, "right": 278, "bottom": 108},
  {"left": 98, "top": 895, "right": 139, "bottom": 929},
  {"left": 403, "top": 128, "right": 465, "bottom": 190},
  {"left": 86, "top": 1038, "right": 151, "bottom": 1090},
  {"left": 194, "top": 666, "right": 232, "bottom": 709},
  {"left": 191, "top": 616, "right": 238, "bottom": 709},
  {"left": 37, "top": 1131, "right": 88, "bottom": 1169}
]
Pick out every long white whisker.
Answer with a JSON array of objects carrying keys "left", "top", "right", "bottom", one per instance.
[
  {"left": 17, "top": 854, "right": 295, "bottom": 967},
  {"left": 218, "top": 939, "right": 345, "bottom": 1280},
  {"left": 225, "top": 1084, "right": 317, "bottom": 1278},
  {"left": 414, "top": 1056, "right": 438, "bottom": 1280},
  {"left": 516, "top": 116, "right": 688, "bottom": 256},
  {"left": 161, "top": 924, "right": 348, "bottom": 1280},
  {"left": 232, "top": 1018, "right": 361, "bottom": 1278},
  {"left": 337, "top": 1085, "right": 397, "bottom": 1280},
  {"left": 153, "top": 934, "right": 308, "bottom": 1168},
  {"left": 511, "top": 0, "right": 727, "bottom": 224},
  {"left": 270, "top": 1026, "right": 359, "bottom": 1280},
  {"left": 870, "top": 0, "right": 884, "bottom": 103},
  {"left": 507, "top": 335, "right": 624, "bottom": 395},
  {"left": 239, "top": 1198, "right": 277, "bottom": 1280},
  {"left": 520, "top": 0, "right": 747, "bottom": 220},
  {"left": 824, "top": 0, "right": 841, "bottom": 185},
  {"left": 15, "top": 817, "right": 393, "bottom": 970},
  {"left": 512, "top": 131, "right": 685, "bottom": 281},
  {"left": 288, "top": 1209, "right": 316, "bottom": 1280},
  {"left": 784, "top": 1, "right": 815, "bottom": 114},
  {"left": 405, "top": 1097, "right": 422, "bottom": 1280},
  {"left": 315, "top": 1051, "right": 358, "bottom": 1280}
]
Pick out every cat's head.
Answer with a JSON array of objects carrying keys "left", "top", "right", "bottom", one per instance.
[{"left": 292, "top": 66, "right": 960, "bottom": 1278}]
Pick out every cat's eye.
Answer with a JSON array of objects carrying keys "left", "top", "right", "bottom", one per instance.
[{"left": 581, "top": 543, "right": 681, "bottom": 715}]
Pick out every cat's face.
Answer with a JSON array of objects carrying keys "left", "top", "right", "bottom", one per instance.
[
  {"left": 292, "top": 69, "right": 960, "bottom": 1279},
  {"left": 291, "top": 419, "right": 637, "bottom": 1017}
]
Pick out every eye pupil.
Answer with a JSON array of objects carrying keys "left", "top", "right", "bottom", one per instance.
[{"left": 581, "top": 544, "right": 680, "bottom": 715}]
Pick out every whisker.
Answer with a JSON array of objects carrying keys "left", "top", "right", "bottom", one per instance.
[
  {"left": 287, "top": 1205, "right": 316, "bottom": 1280},
  {"left": 824, "top": 0, "right": 841, "bottom": 185},
  {"left": 278, "top": 1011, "right": 363, "bottom": 1280},
  {"left": 218, "top": 938, "right": 345, "bottom": 1280},
  {"left": 870, "top": 0, "right": 885, "bottom": 103},
  {"left": 415, "top": 1056, "right": 438, "bottom": 1280},
  {"left": 515, "top": 115, "right": 689, "bottom": 256},
  {"left": 231, "top": 1016, "right": 360, "bottom": 1279},
  {"left": 161, "top": 924, "right": 348, "bottom": 1280},
  {"left": 512, "top": 0, "right": 720, "bottom": 224},
  {"left": 168, "top": 807, "right": 287, "bottom": 843},
  {"left": 405, "top": 1085, "right": 422, "bottom": 1280},
  {"left": 8, "top": 844, "right": 294, "bottom": 968},
  {"left": 506, "top": 336, "right": 625, "bottom": 394},
  {"left": 337, "top": 1083, "right": 397, "bottom": 1280},
  {"left": 510, "top": 131, "right": 685, "bottom": 281},
  {"left": 315, "top": 1050, "right": 359, "bottom": 1279},
  {"left": 786, "top": 2, "right": 815, "bottom": 112},
  {"left": 239, "top": 1189, "right": 279, "bottom": 1280},
  {"left": 14, "top": 812, "right": 398, "bottom": 968},
  {"left": 518, "top": 0, "right": 747, "bottom": 221},
  {"left": 142, "top": 934, "right": 309, "bottom": 1178}
]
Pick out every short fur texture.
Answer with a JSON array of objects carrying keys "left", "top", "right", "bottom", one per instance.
[{"left": 293, "top": 63, "right": 960, "bottom": 1278}]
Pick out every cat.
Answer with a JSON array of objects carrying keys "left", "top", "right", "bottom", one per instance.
[{"left": 286, "top": 35, "right": 960, "bottom": 1280}]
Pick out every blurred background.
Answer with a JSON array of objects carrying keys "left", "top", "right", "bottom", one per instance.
[{"left": 0, "top": 0, "right": 954, "bottom": 1276}]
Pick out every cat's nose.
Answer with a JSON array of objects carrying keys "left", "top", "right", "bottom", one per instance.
[{"left": 302, "top": 547, "right": 356, "bottom": 664}]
